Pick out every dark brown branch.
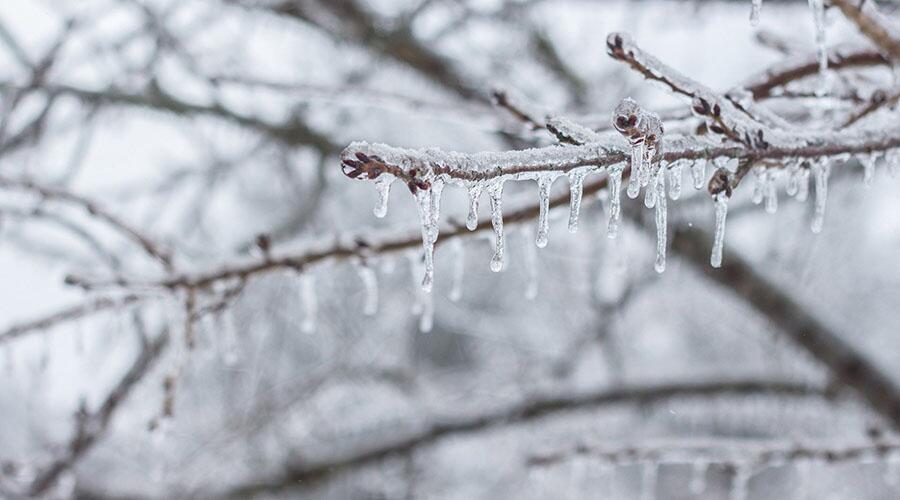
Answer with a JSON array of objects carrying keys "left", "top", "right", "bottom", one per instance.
[
  {"left": 28, "top": 330, "right": 170, "bottom": 496},
  {"left": 669, "top": 225, "right": 900, "bottom": 428},
  {"left": 831, "top": 0, "right": 900, "bottom": 60},
  {"left": 217, "top": 380, "right": 825, "bottom": 498}
]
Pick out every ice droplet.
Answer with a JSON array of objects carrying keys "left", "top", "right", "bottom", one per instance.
[
  {"left": 299, "top": 272, "right": 317, "bottom": 333},
  {"left": 607, "top": 163, "right": 624, "bottom": 239},
  {"left": 489, "top": 181, "right": 505, "bottom": 272},
  {"left": 568, "top": 170, "right": 585, "bottom": 233},
  {"left": 373, "top": 175, "right": 393, "bottom": 218},
  {"left": 355, "top": 261, "right": 378, "bottom": 315},
  {"left": 466, "top": 183, "right": 483, "bottom": 231},
  {"left": 535, "top": 175, "right": 555, "bottom": 248},
  {"left": 811, "top": 158, "right": 830, "bottom": 233},
  {"left": 654, "top": 169, "right": 667, "bottom": 273},
  {"left": 449, "top": 238, "right": 465, "bottom": 302},
  {"left": 691, "top": 159, "right": 707, "bottom": 190},
  {"left": 711, "top": 194, "right": 729, "bottom": 268}
]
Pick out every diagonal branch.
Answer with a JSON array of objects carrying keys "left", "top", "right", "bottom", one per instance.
[{"left": 831, "top": 0, "right": 900, "bottom": 60}]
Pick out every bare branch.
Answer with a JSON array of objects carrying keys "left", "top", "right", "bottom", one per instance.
[{"left": 831, "top": 0, "right": 900, "bottom": 60}]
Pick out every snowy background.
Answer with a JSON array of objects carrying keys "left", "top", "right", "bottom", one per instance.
[{"left": 0, "top": 0, "right": 899, "bottom": 498}]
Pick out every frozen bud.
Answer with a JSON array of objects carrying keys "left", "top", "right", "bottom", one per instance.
[{"left": 613, "top": 98, "right": 641, "bottom": 135}]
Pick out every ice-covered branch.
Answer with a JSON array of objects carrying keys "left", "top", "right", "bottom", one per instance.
[
  {"left": 216, "top": 379, "right": 826, "bottom": 498},
  {"left": 831, "top": 0, "right": 900, "bottom": 61}
]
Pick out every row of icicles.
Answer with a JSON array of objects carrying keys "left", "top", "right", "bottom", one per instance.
[
  {"left": 341, "top": 147, "right": 900, "bottom": 335},
  {"left": 534, "top": 454, "right": 900, "bottom": 500}
]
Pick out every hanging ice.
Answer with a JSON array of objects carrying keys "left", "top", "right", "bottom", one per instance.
[
  {"left": 730, "top": 465, "right": 751, "bottom": 500},
  {"left": 750, "top": 0, "right": 762, "bottom": 26},
  {"left": 711, "top": 194, "right": 729, "bottom": 268},
  {"left": 639, "top": 463, "right": 658, "bottom": 500},
  {"left": 860, "top": 153, "right": 878, "bottom": 188},
  {"left": 668, "top": 161, "right": 683, "bottom": 200},
  {"left": 691, "top": 159, "right": 707, "bottom": 190},
  {"left": 373, "top": 175, "right": 393, "bottom": 218},
  {"left": 607, "top": 164, "right": 624, "bottom": 239},
  {"left": 488, "top": 181, "right": 505, "bottom": 272},
  {"left": 568, "top": 170, "right": 585, "bottom": 233},
  {"left": 415, "top": 188, "right": 436, "bottom": 292},
  {"left": 466, "top": 183, "right": 483, "bottom": 231},
  {"left": 627, "top": 143, "right": 644, "bottom": 199},
  {"left": 654, "top": 169, "right": 667, "bottom": 273},
  {"left": 751, "top": 166, "right": 765, "bottom": 205},
  {"left": 535, "top": 175, "right": 555, "bottom": 248},
  {"left": 449, "top": 238, "right": 465, "bottom": 302},
  {"left": 764, "top": 172, "right": 778, "bottom": 214},
  {"left": 811, "top": 158, "right": 830, "bottom": 233},
  {"left": 690, "top": 461, "right": 708, "bottom": 495},
  {"left": 644, "top": 169, "right": 657, "bottom": 209},
  {"left": 786, "top": 162, "right": 800, "bottom": 196},
  {"left": 299, "top": 272, "right": 317, "bottom": 334},
  {"left": 796, "top": 165, "right": 811, "bottom": 202},
  {"left": 356, "top": 261, "right": 379, "bottom": 315}
]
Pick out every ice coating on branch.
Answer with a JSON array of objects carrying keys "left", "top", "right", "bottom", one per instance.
[
  {"left": 607, "top": 163, "right": 624, "bottom": 239},
  {"left": 860, "top": 152, "right": 878, "bottom": 187},
  {"left": 654, "top": 168, "right": 667, "bottom": 273},
  {"left": 299, "top": 272, "right": 317, "bottom": 334},
  {"left": 373, "top": 175, "right": 393, "bottom": 218},
  {"left": 668, "top": 160, "right": 683, "bottom": 200},
  {"left": 449, "top": 238, "right": 464, "bottom": 302},
  {"left": 466, "top": 183, "right": 483, "bottom": 231},
  {"left": 691, "top": 159, "right": 707, "bottom": 190},
  {"left": 535, "top": 175, "right": 557, "bottom": 248},
  {"left": 546, "top": 116, "right": 603, "bottom": 145},
  {"left": 355, "top": 261, "right": 378, "bottom": 315},
  {"left": 711, "top": 194, "right": 729, "bottom": 268},
  {"left": 750, "top": 0, "right": 762, "bottom": 26},
  {"left": 488, "top": 181, "right": 505, "bottom": 272},
  {"left": 811, "top": 158, "right": 830, "bottom": 233},
  {"left": 690, "top": 460, "right": 708, "bottom": 494},
  {"left": 567, "top": 170, "right": 585, "bottom": 233}
]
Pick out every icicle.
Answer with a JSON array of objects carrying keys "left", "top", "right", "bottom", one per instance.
[
  {"left": 449, "top": 239, "right": 465, "bottom": 302},
  {"left": 568, "top": 170, "right": 585, "bottom": 233},
  {"left": 639, "top": 462, "right": 658, "bottom": 500},
  {"left": 355, "top": 261, "right": 378, "bottom": 315},
  {"left": 887, "top": 149, "right": 900, "bottom": 177},
  {"left": 428, "top": 179, "right": 444, "bottom": 244},
  {"left": 466, "top": 183, "right": 483, "bottom": 231},
  {"left": 786, "top": 162, "right": 800, "bottom": 196},
  {"left": 751, "top": 166, "right": 765, "bottom": 205},
  {"left": 299, "top": 272, "right": 317, "bottom": 334},
  {"left": 689, "top": 460, "right": 708, "bottom": 495},
  {"left": 711, "top": 194, "right": 729, "bottom": 268},
  {"left": 524, "top": 230, "right": 539, "bottom": 299},
  {"left": 861, "top": 153, "right": 877, "bottom": 188},
  {"left": 654, "top": 169, "right": 667, "bottom": 273},
  {"left": 808, "top": 0, "right": 828, "bottom": 93},
  {"left": 535, "top": 175, "right": 554, "bottom": 248},
  {"left": 419, "top": 290, "right": 434, "bottom": 333},
  {"left": 750, "top": 0, "right": 762, "bottom": 26},
  {"left": 691, "top": 159, "right": 707, "bottom": 190},
  {"left": 764, "top": 171, "right": 778, "bottom": 214},
  {"left": 668, "top": 161, "right": 683, "bottom": 200},
  {"left": 627, "top": 141, "right": 645, "bottom": 199},
  {"left": 796, "top": 165, "right": 810, "bottom": 202},
  {"left": 372, "top": 175, "right": 393, "bottom": 218},
  {"left": 811, "top": 158, "right": 830, "bottom": 234},
  {"left": 488, "top": 181, "right": 505, "bottom": 272},
  {"left": 730, "top": 465, "right": 751, "bottom": 500},
  {"left": 607, "top": 164, "right": 624, "bottom": 239},
  {"left": 415, "top": 182, "right": 439, "bottom": 292}
]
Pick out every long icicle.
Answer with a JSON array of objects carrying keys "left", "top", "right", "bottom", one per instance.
[
  {"left": 811, "top": 158, "right": 830, "bottom": 233},
  {"left": 607, "top": 163, "right": 624, "bottom": 239},
  {"left": 415, "top": 187, "right": 436, "bottom": 292},
  {"left": 488, "top": 181, "right": 505, "bottom": 272},
  {"left": 535, "top": 175, "right": 554, "bottom": 248},
  {"left": 654, "top": 167, "right": 668, "bottom": 273},
  {"left": 568, "top": 170, "right": 585, "bottom": 233},
  {"left": 711, "top": 194, "right": 729, "bottom": 268}
]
